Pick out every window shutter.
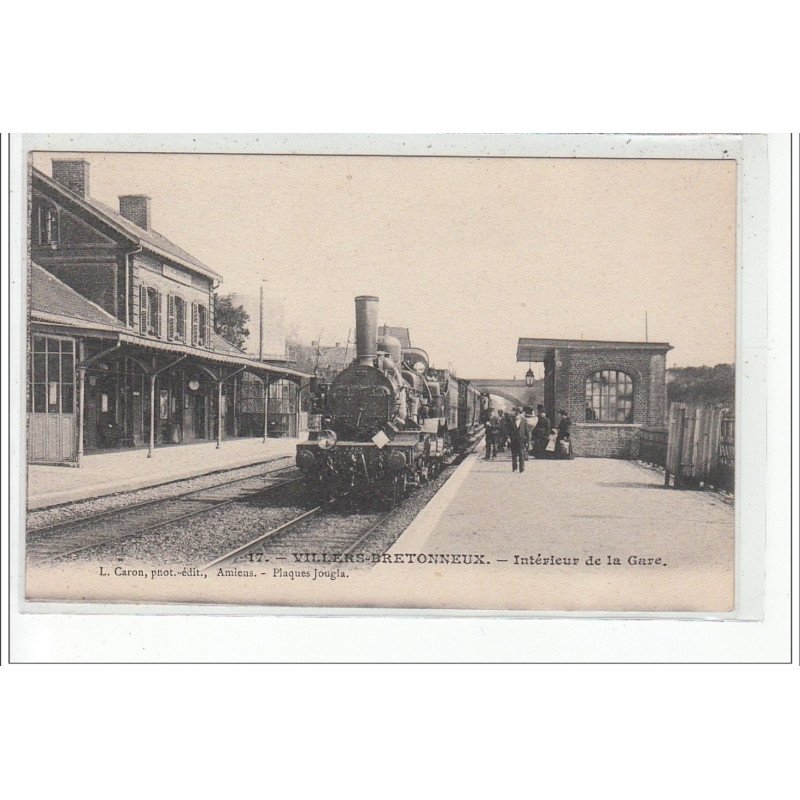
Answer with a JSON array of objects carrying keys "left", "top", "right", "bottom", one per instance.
[
  {"left": 197, "top": 305, "right": 205, "bottom": 346},
  {"left": 167, "top": 294, "right": 175, "bottom": 341},
  {"left": 139, "top": 286, "right": 147, "bottom": 334},
  {"left": 155, "top": 292, "right": 162, "bottom": 338},
  {"left": 192, "top": 303, "right": 199, "bottom": 345}
]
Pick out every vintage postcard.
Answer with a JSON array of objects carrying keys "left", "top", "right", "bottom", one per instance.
[{"left": 12, "top": 133, "right": 763, "bottom": 616}]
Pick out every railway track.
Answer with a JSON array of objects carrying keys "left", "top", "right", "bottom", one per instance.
[
  {"left": 29, "top": 466, "right": 304, "bottom": 562},
  {"left": 31, "top": 431, "right": 485, "bottom": 567},
  {"left": 202, "top": 504, "right": 398, "bottom": 570},
  {"left": 203, "top": 437, "right": 485, "bottom": 570}
]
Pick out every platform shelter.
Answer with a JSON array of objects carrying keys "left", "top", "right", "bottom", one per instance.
[{"left": 516, "top": 337, "right": 672, "bottom": 458}]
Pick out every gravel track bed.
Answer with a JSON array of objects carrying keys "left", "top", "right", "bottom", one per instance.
[
  {"left": 232, "top": 451, "right": 480, "bottom": 569},
  {"left": 230, "top": 508, "right": 387, "bottom": 564},
  {"left": 50, "top": 481, "right": 313, "bottom": 568},
  {"left": 27, "top": 456, "right": 295, "bottom": 530},
  {"left": 35, "top": 443, "right": 482, "bottom": 569},
  {"left": 26, "top": 471, "right": 303, "bottom": 562},
  {"left": 344, "top": 459, "right": 467, "bottom": 562}
]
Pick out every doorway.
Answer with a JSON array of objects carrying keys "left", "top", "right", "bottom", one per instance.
[{"left": 192, "top": 393, "right": 207, "bottom": 439}]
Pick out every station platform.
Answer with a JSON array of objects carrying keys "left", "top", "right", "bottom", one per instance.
[
  {"left": 27, "top": 437, "right": 300, "bottom": 510},
  {"left": 385, "top": 451, "right": 735, "bottom": 612}
]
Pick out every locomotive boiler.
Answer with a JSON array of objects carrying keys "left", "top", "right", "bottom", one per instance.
[{"left": 296, "top": 295, "right": 483, "bottom": 506}]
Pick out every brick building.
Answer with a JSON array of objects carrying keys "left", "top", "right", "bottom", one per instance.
[
  {"left": 517, "top": 338, "right": 672, "bottom": 458},
  {"left": 28, "top": 159, "right": 310, "bottom": 465}
]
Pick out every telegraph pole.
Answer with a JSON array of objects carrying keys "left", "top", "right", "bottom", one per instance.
[
  {"left": 259, "top": 280, "right": 264, "bottom": 361},
  {"left": 342, "top": 327, "right": 352, "bottom": 368}
]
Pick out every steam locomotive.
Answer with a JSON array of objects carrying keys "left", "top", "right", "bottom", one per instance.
[{"left": 296, "top": 295, "right": 485, "bottom": 506}]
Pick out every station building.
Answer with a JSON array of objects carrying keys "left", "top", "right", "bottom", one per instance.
[
  {"left": 517, "top": 337, "right": 672, "bottom": 458},
  {"left": 28, "top": 159, "right": 310, "bottom": 466}
]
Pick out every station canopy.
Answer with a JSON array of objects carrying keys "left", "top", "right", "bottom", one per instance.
[{"left": 516, "top": 337, "right": 672, "bottom": 362}]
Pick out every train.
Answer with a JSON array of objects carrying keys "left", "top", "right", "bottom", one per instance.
[{"left": 296, "top": 295, "right": 486, "bottom": 506}]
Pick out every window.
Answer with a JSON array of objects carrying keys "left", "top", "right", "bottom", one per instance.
[
  {"left": 139, "top": 285, "right": 147, "bottom": 334},
  {"left": 36, "top": 203, "right": 59, "bottom": 246},
  {"left": 195, "top": 304, "right": 208, "bottom": 347},
  {"left": 143, "top": 287, "right": 161, "bottom": 337},
  {"left": 159, "top": 390, "right": 169, "bottom": 420},
  {"left": 585, "top": 370, "right": 633, "bottom": 422},
  {"left": 191, "top": 302, "right": 199, "bottom": 345},
  {"left": 268, "top": 379, "right": 298, "bottom": 413},
  {"left": 167, "top": 294, "right": 186, "bottom": 342},
  {"left": 175, "top": 296, "right": 186, "bottom": 342},
  {"left": 29, "top": 336, "right": 75, "bottom": 414}
]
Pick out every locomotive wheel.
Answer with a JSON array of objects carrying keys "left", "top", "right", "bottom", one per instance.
[
  {"left": 315, "top": 485, "right": 333, "bottom": 507},
  {"left": 305, "top": 475, "right": 332, "bottom": 507},
  {"left": 380, "top": 482, "right": 395, "bottom": 510},
  {"left": 303, "top": 475, "right": 319, "bottom": 498},
  {"left": 392, "top": 473, "right": 407, "bottom": 506}
]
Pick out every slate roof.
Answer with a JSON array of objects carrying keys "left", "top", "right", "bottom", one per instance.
[
  {"left": 210, "top": 332, "right": 247, "bottom": 356},
  {"left": 30, "top": 263, "right": 311, "bottom": 379},
  {"left": 30, "top": 262, "right": 127, "bottom": 330},
  {"left": 33, "top": 167, "right": 222, "bottom": 282}
]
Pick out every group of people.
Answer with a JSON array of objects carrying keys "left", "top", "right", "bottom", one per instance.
[{"left": 483, "top": 405, "right": 573, "bottom": 472}]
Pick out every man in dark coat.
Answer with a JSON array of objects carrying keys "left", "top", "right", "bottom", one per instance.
[
  {"left": 495, "top": 409, "right": 507, "bottom": 452},
  {"left": 504, "top": 407, "right": 530, "bottom": 472},
  {"left": 484, "top": 408, "right": 499, "bottom": 460},
  {"left": 530, "top": 405, "right": 549, "bottom": 458}
]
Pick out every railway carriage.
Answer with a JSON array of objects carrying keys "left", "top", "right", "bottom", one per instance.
[
  {"left": 296, "top": 296, "right": 485, "bottom": 506},
  {"left": 456, "top": 377, "right": 484, "bottom": 450}
]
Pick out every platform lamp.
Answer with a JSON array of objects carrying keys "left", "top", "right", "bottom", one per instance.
[{"left": 524, "top": 351, "right": 535, "bottom": 388}]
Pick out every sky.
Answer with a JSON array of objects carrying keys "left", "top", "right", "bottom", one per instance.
[{"left": 32, "top": 152, "right": 736, "bottom": 378}]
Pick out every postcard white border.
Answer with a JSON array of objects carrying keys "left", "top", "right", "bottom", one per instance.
[{"left": 6, "top": 133, "right": 790, "bottom": 661}]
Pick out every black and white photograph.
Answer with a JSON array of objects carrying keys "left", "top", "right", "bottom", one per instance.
[{"left": 15, "top": 134, "right": 752, "bottom": 614}]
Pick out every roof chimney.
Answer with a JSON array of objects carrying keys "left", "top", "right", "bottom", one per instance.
[
  {"left": 52, "top": 159, "right": 90, "bottom": 198},
  {"left": 119, "top": 195, "right": 151, "bottom": 231}
]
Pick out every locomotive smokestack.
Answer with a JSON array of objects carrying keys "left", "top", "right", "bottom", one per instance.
[{"left": 354, "top": 295, "right": 379, "bottom": 366}]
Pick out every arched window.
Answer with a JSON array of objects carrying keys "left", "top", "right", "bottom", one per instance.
[
  {"left": 35, "top": 201, "right": 59, "bottom": 246},
  {"left": 585, "top": 370, "right": 633, "bottom": 422}
]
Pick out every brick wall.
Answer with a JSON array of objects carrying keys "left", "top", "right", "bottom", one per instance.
[
  {"left": 553, "top": 346, "right": 669, "bottom": 458},
  {"left": 40, "top": 259, "right": 121, "bottom": 318},
  {"left": 51, "top": 160, "right": 89, "bottom": 197},
  {"left": 572, "top": 423, "right": 640, "bottom": 458},
  {"left": 560, "top": 347, "right": 654, "bottom": 424},
  {"left": 31, "top": 187, "right": 125, "bottom": 321},
  {"left": 648, "top": 353, "right": 667, "bottom": 426}
]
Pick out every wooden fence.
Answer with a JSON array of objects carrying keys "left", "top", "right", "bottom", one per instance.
[{"left": 664, "top": 402, "right": 734, "bottom": 492}]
